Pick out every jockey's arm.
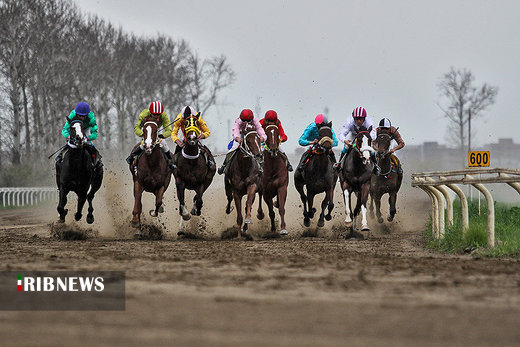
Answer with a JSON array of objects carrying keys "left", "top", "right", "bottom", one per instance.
[
  {"left": 86, "top": 113, "right": 98, "bottom": 141},
  {"left": 134, "top": 111, "right": 146, "bottom": 137},
  {"left": 170, "top": 114, "right": 183, "bottom": 144},
  {"left": 159, "top": 113, "right": 172, "bottom": 138},
  {"left": 389, "top": 131, "right": 405, "bottom": 154},
  {"left": 198, "top": 119, "right": 211, "bottom": 139}
]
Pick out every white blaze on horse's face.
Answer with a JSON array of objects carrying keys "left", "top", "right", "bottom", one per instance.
[
  {"left": 187, "top": 132, "right": 197, "bottom": 145},
  {"left": 72, "top": 123, "right": 83, "bottom": 140},
  {"left": 359, "top": 135, "right": 373, "bottom": 164},
  {"left": 144, "top": 125, "right": 153, "bottom": 150}
]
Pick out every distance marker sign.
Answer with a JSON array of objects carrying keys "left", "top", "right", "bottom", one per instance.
[{"left": 468, "top": 151, "right": 490, "bottom": 167}]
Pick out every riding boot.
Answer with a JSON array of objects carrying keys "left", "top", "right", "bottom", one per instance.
[
  {"left": 328, "top": 151, "right": 337, "bottom": 164},
  {"left": 296, "top": 150, "right": 311, "bottom": 171},
  {"left": 164, "top": 151, "right": 177, "bottom": 171},
  {"left": 280, "top": 152, "right": 293, "bottom": 172},
  {"left": 126, "top": 146, "right": 143, "bottom": 165},
  {"left": 207, "top": 154, "right": 216, "bottom": 168},
  {"left": 218, "top": 151, "right": 234, "bottom": 175},
  {"left": 334, "top": 151, "right": 345, "bottom": 171}
]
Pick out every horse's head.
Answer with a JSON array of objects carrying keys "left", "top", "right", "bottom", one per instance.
[
  {"left": 241, "top": 121, "right": 263, "bottom": 162},
  {"left": 67, "top": 116, "right": 86, "bottom": 147},
  {"left": 354, "top": 126, "right": 374, "bottom": 165},
  {"left": 264, "top": 123, "right": 280, "bottom": 156},
  {"left": 142, "top": 118, "right": 158, "bottom": 155},
  {"left": 184, "top": 114, "right": 201, "bottom": 147},
  {"left": 316, "top": 121, "right": 334, "bottom": 152},
  {"left": 375, "top": 128, "right": 393, "bottom": 160}
]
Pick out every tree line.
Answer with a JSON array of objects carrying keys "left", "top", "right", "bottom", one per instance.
[{"left": 0, "top": 0, "right": 235, "bottom": 170}]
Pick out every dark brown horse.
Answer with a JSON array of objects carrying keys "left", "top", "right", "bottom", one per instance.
[
  {"left": 224, "top": 121, "right": 263, "bottom": 238},
  {"left": 369, "top": 130, "right": 403, "bottom": 223},
  {"left": 339, "top": 128, "right": 374, "bottom": 237},
  {"left": 294, "top": 123, "right": 338, "bottom": 228},
  {"left": 257, "top": 123, "right": 289, "bottom": 236},
  {"left": 174, "top": 126, "right": 216, "bottom": 234},
  {"left": 130, "top": 118, "right": 172, "bottom": 237}
]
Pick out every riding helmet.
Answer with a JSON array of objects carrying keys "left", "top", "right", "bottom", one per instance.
[
  {"left": 75, "top": 102, "right": 90, "bottom": 116},
  {"left": 240, "top": 109, "right": 254, "bottom": 121},
  {"left": 265, "top": 110, "right": 278, "bottom": 121},
  {"left": 379, "top": 118, "right": 391, "bottom": 128},
  {"left": 314, "top": 114, "right": 328, "bottom": 124},
  {"left": 352, "top": 106, "right": 367, "bottom": 118},
  {"left": 149, "top": 101, "right": 164, "bottom": 115}
]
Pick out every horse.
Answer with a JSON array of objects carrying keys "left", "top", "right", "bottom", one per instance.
[
  {"left": 130, "top": 118, "right": 172, "bottom": 236},
  {"left": 338, "top": 127, "right": 374, "bottom": 237},
  {"left": 174, "top": 118, "right": 216, "bottom": 232},
  {"left": 224, "top": 121, "right": 263, "bottom": 238},
  {"left": 56, "top": 117, "right": 103, "bottom": 224},
  {"left": 294, "top": 122, "right": 338, "bottom": 228},
  {"left": 257, "top": 123, "right": 289, "bottom": 236},
  {"left": 369, "top": 130, "right": 403, "bottom": 223}
]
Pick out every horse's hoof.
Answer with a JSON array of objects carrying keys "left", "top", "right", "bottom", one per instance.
[
  {"left": 131, "top": 221, "right": 140, "bottom": 228},
  {"left": 280, "top": 229, "right": 288, "bottom": 236},
  {"left": 86, "top": 215, "right": 94, "bottom": 224},
  {"left": 225, "top": 206, "right": 233, "bottom": 214},
  {"left": 134, "top": 230, "right": 142, "bottom": 239},
  {"left": 387, "top": 215, "right": 394, "bottom": 222},
  {"left": 191, "top": 207, "right": 197, "bottom": 216},
  {"left": 244, "top": 218, "right": 253, "bottom": 225},
  {"left": 345, "top": 220, "right": 353, "bottom": 228},
  {"left": 304, "top": 218, "right": 310, "bottom": 227},
  {"left": 74, "top": 213, "right": 82, "bottom": 221},
  {"left": 317, "top": 219, "right": 325, "bottom": 228},
  {"left": 378, "top": 217, "right": 384, "bottom": 223},
  {"left": 325, "top": 214, "right": 332, "bottom": 221},
  {"left": 257, "top": 212, "right": 264, "bottom": 220},
  {"left": 177, "top": 231, "right": 185, "bottom": 236},
  {"left": 57, "top": 218, "right": 65, "bottom": 224},
  {"left": 361, "top": 225, "right": 370, "bottom": 231},
  {"left": 158, "top": 205, "right": 164, "bottom": 213},
  {"left": 149, "top": 209, "right": 157, "bottom": 217},
  {"left": 182, "top": 213, "right": 191, "bottom": 221}
]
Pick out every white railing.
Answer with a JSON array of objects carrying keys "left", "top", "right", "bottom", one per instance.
[
  {"left": 411, "top": 168, "right": 520, "bottom": 247},
  {"left": 0, "top": 187, "right": 57, "bottom": 207}
]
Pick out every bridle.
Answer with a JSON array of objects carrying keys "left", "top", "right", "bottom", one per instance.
[{"left": 265, "top": 124, "right": 280, "bottom": 156}]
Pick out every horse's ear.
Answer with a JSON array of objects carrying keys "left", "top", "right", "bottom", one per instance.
[
  {"left": 368, "top": 125, "right": 373, "bottom": 133},
  {"left": 195, "top": 112, "right": 201, "bottom": 119},
  {"left": 326, "top": 121, "right": 332, "bottom": 128}
]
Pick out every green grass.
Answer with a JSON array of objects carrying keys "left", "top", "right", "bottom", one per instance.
[{"left": 424, "top": 199, "right": 520, "bottom": 258}]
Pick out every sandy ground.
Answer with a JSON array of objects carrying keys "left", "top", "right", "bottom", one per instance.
[{"left": 1, "top": 157, "right": 520, "bottom": 346}]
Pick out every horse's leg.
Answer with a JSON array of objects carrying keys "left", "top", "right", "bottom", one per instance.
[
  {"left": 325, "top": 186, "right": 334, "bottom": 221},
  {"left": 374, "top": 191, "right": 384, "bottom": 223},
  {"left": 257, "top": 190, "right": 265, "bottom": 220},
  {"left": 317, "top": 194, "right": 327, "bottom": 228},
  {"left": 57, "top": 188, "right": 69, "bottom": 223},
  {"left": 341, "top": 182, "right": 353, "bottom": 228},
  {"left": 153, "top": 186, "right": 166, "bottom": 217},
  {"left": 265, "top": 195, "right": 276, "bottom": 232},
  {"left": 225, "top": 179, "right": 233, "bottom": 214},
  {"left": 277, "top": 185, "right": 288, "bottom": 235},
  {"left": 86, "top": 169, "right": 103, "bottom": 224},
  {"left": 233, "top": 191, "right": 243, "bottom": 238},
  {"left": 244, "top": 184, "right": 257, "bottom": 225},
  {"left": 359, "top": 184, "right": 371, "bottom": 231},
  {"left": 368, "top": 190, "right": 375, "bottom": 218},
  {"left": 74, "top": 190, "right": 88, "bottom": 222},
  {"left": 307, "top": 193, "right": 316, "bottom": 219},
  {"left": 191, "top": 186, "right": 204, "bottom": 216},
  {"left": 388, "top": 190, "right": 398, "bottom": 222},
  {"left": 295, "top": 179, "right": 309, "bottom": 227},
  {"left": 131, "top": 182, "right": 143, "bottom": 228},
  {"left": 176, "top": 181, "right": 191, "bottom": 221}
]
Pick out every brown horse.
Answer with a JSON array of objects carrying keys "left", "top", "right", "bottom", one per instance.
[
  {"left": 257, "top": 123, "right": 289, "bottom": 236},
  {"left": 294, "top": 123, "right": 338, "bottom": 228},
  {"left": 224, "top": 121, "right": 263, "bottom": 238},
  {"left": 174, "top": 126, "right": 216, "bottom": 234},
  {"left": 339, "top": 128, "right": 374, "bottom": 237},
  {"left": 130, "top": 118, "right": 172, "bottom": 237},
  {"left": 369, "top": 130, "right": 403, "bottom": 223}
]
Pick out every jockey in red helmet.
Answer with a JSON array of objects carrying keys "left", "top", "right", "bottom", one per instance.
[
  {"left": 259, "top": 110, "right": 293, "bottom": 171},
  {"left": 126, "top": 101, "right": 176, "bottom": 171},
  {"left": 217, "top": 109, "right": 267, "bottom": 175}
]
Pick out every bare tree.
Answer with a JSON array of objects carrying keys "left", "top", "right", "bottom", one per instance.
[{"left": 437, "top": 67, "right": 498, "bottom": 161}]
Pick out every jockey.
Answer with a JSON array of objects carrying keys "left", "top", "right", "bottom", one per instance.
[
  {"left": 296, "top": 113, "right": 338, "bottom": 172},
  {"left": 125, "top": 101, "right": 176, "bottom": 171},
  {"left": 217, "top": 109, "right": 267, "bottom": 175},
  {"left": 57, "top": 101, "right": 103, "bottom": 171},
  {"left": 375, "top": 117, "right": 405, "bottom": 175},
  {"left": 335, "top": 106, "right": 376, "bottom": 170},
  {"left": 171, "top": 105, "right": 216, "bottom": 169},
  {"left": 259, "top": 110, "right": 293, "bottom": 172}
]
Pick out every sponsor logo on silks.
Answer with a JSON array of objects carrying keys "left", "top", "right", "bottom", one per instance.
[{"left": 17, "top": 274, "right": 104, "bottom": 292}]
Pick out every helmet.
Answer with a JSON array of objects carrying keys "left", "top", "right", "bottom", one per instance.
[
  {"left": 265, "top": 110, "right": 278, "bottom": 121},
  {"left": 379, "top": 118, "right": 391, "bottom": 128},
  {"left": 352, "top": 106, "right": 367, "bottom": 118},
  {"left": 75, "top": 102, "right": 90, "bottom": 116},
  {"left": 149, "top": 101, "right": 164, "bottom": 115},
  {"left": 182, "top": 105, "right": 195, "bottom": 118},
  {"left": 240, "top": 109, "right": 254, "bottom": 121},
  {"left": 314, "top": 114, "right": 328, "bottom": 124}
]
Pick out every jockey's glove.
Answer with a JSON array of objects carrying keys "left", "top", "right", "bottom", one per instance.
[{"left": 158, "top": 134, "right": 164, "bottom": 139}]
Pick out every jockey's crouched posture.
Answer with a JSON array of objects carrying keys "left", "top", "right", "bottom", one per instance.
[
  {"left": 259, "top": 110, "right": 293, "bottom": 172},
  {"left": 56, "top": 102, "right": 103, "bottom": 185},
  {"left": 171, "top": 105, "right": 216, "bottom": 169},
  {"left": 296, "top": 113, "right": 338, "bottom": 172},
  {"left": 218, "top": 109, "right": 267, "bottom": 175},
  {"left": 126, "top": 101, "right": 176, "bottom": 171}
]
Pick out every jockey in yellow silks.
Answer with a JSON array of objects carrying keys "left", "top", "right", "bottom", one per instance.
[{"left": 171, "top": 105, "right": 216, "bottom": 168}]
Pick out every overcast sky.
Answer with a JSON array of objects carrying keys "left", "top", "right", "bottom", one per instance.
[{"left": 76, "top": 0, "right": 520, "bottom": 152}]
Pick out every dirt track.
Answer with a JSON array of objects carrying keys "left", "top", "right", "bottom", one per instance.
[{"left": 1, "top": 163, "right": 520, "bottom": 346}]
